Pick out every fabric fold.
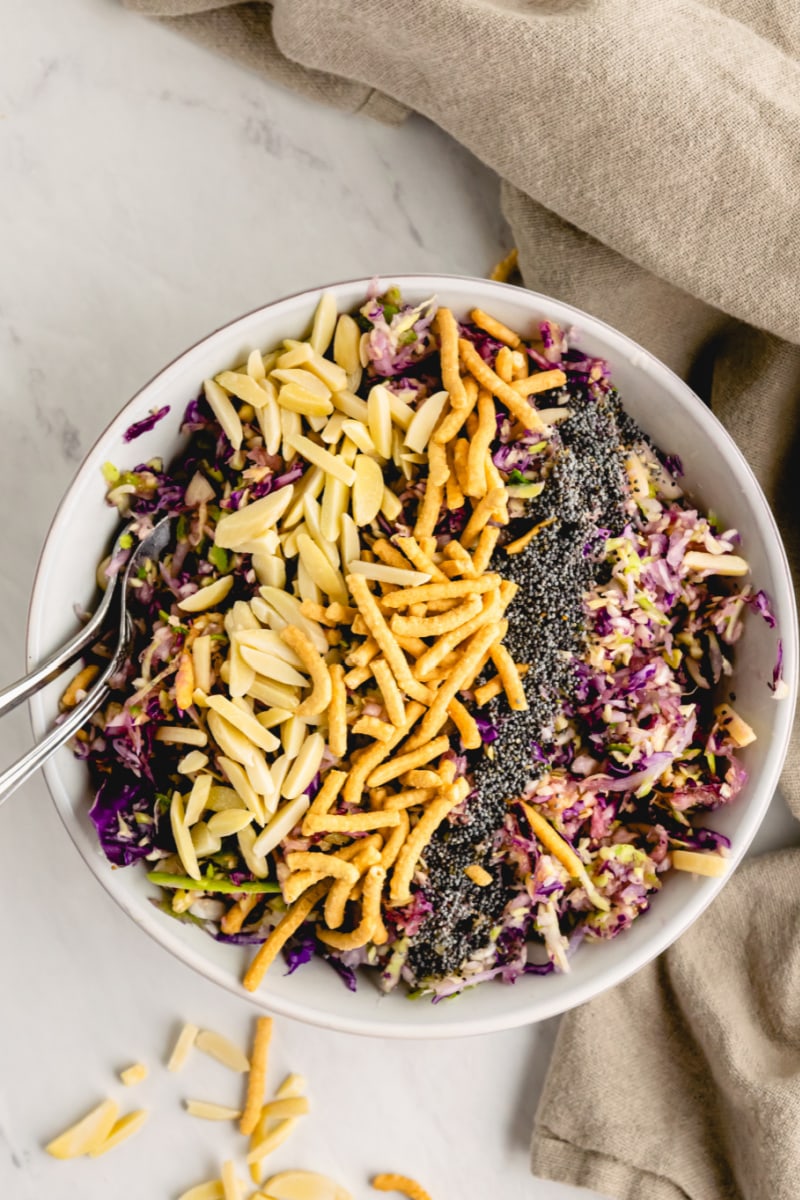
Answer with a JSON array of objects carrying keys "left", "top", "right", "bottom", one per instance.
[{"left": 532, "top": 850, "right": 800, "bottom": 1200}]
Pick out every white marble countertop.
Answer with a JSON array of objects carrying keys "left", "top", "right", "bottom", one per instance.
[{"left": 2, "top": 4, "right": 798, "bottom": 1199}]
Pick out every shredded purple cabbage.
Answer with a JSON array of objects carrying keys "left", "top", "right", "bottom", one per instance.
[
  {"left": 284, "top": 937, "right": 317, "bottom": 974},
  {"left": 123, "top": 405, "right": 170, "bottom": 443},
  {"left": 88, "top": 778, "right": 156, "bottom": 866}
]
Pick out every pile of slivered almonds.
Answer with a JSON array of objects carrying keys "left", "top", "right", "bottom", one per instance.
[
  {"left": 147, "top": 301, "right": 569, "bottom": 992},
  {"left": 45, "top": 1012, "right": 433, "bottom": 1200}
]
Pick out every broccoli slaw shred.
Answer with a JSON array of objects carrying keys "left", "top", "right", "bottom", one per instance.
[{"left": 70, "top": 283, "right": 777, "bottom": 1002}]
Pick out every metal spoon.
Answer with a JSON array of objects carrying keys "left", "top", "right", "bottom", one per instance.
[{"left": 0, "top": 516, "right": 173, "bottom": 806}]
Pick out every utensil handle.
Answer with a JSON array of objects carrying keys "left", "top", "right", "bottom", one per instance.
[
  {"left": 0, "top": 612, "right": 130, "bottom": 807},
  {"left": 0, "top": 590, "right": 114, "bottom": 720},
  {"left": 0, "top": 679, "right": 110, "bottom": 806}
]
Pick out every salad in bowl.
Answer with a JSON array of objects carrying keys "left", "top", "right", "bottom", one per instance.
[{"left": 27, "top": 276, "right": 794, "bottom": 1036}]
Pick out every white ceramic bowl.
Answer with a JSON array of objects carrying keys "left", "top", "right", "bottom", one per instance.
[{"left": 27, "top": 275, "right": 797, "bottom": 1037}]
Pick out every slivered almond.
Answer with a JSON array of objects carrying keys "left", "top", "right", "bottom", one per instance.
[
  {"left": 257, "top": 390, "right": 282, "bottom": 455},
  {"left": 280, "top": 715, "right": 308, "bottom": 759},
  {"left": 206, "top": 695, "right": 280, "bottom": 753},
  {"left": 207, "top": 711, "right": 257, "bottom": 767},
  {"left": 247, "top": 348, "right": 265, "bottom": 381},
  {"left": 167, "top": 1022, "right": 199, "bottom": 1073},
  {"left": 261, "top": 1169, "right": 353, "bottom": 1200},
  {"left": 380, "top": 487, "right": 402, "bottom": 521},
  {"left": 252, "top": 794, "right": 311, "bottom": 858},
  {"left": 185, "top": 773, "right": 214, "bottom": 826},
  {"left": 385, "top": 390, "right": 415, "bottom": 431},
  {"left": 177, "top": 1184, "right": 225, "bottom": 1200},
  {"left": 218, "top": 758, "right": 265, "bottom": 825},
  {"left": 404, "top": 389, "right": 448, "bottom": 452},
  {"left": 310, "top": 292, "right": 338, "bottom": 356},
  {"left": 222, "top": 1159, "right": 242, "bottom": 1200},
  {"left": 352, "top": 454, "right": 384, "bottom": 527},
  {"left": 191, "top": 821, "right": 222, "bottom": 857},
  {"left": 236, "top": 627, "right": 305, "bottom": 667},
  {"left": 291, "top": 348, "right": 347, "bottom": 393},
  {"left": 88, "top": 1109, "right": 149, "bottom": 1157},
  {"left": 237, "top": 643, "right": 309, "bottom": 688},
  {"left": 277, "top": 339, "right": 314, "bottom": 369},
  {"left": 206, "top": 786, "right": 245, "bottom": 812},
  {"left": 252, "top": 552, "right": 286, "bottom": 588},
  {"left": 297, "top": 558, "right": 322, "bottom": 604},
  {"left": 346, "top": 561, "right": 430, "bottom": 588},
  {"left": 285, "top": 433, "right": 356, "bottom": 486},
  {"left": 238, "top": 824, "right": 269, "bottom": 877},
  {"left": 333, "top": 312, "right": 362, "bottom": 376},
  {"left": 339, "top": 511, "right": 360, "bottom": 573},
  {"left": 271, "top": 367, "right": 331, "bottom": 401},
  {"left": 683, "top": 551, "right": 749, "bottom": 576},
  {"left": 246, "top": 1095, "right": 309, "bottom": 1133},
  {"left": 281, "top": 408, "right": 302, "bottom": 461},
  {"left": 119, "top": 1062, "right": 148, "bottom": 1087},
  {"left": 321, "top": 412, "right": 347, "bottom": 445},
  {"left": 367, "top": 385, "right": 393, "bottom": 458},
  {"left": 256, "top": 706, "right": 294, "bottom": 728},
  {"left": 227, "top": 636, "right": 256, "bottom": 697},
  {"left": 178, "top": 576, "right": 234, "bottom": 613},
  {"left": 331, "top": 389, "right": 369, "bottom": 422},
  {"left": 258, "top": 587, "right": 328, "bottom": 654},
  {"left": 297, "top": 532, "right": 348, "bottom": 604},
  {"left": 276, "top": 382, "right": 333, "bottom": 419},
  {"left": 214, "top": 487, "right": 296, "bottom": 550},
  {"left": 246, "top": 677, "right": 300, "bottom": 710},
  {"left": 171, "top": 792, "right": 201, "bottom": 881},
  {"left": 282, "top": 465, "right": 325, "bottom": 528},
  {"left": 177, "top": 750, "right": 209, "bottom": 775},
  {"left": 195, "top": 1029, "right": 250, "bottom": 1073},
  {"left": 714, "top": 703, "right": 756, "bottom": 747},
  {"left": 245, "top": 753, "right": 278, "bottom": 814},
  {"left": 215, "top": 371, "right": 271, "bottom": 409},
  {"left": 192, "top": 635, "right": 212, "bottom": 693},
  {"left": 207, "top": 809, "right": 254, "bottom": 837},
  {"left": 45, "top": 1099, "right": 119, "bottom": 1159},
  {"left": 281, "top": 733, "right": 325, "bottom": 800},
  {"left": 671, "top": 849, "right": 728, "bottom": 877},
  {"left": 340, "top": 418, "right": 375, "bottom": 454},
  {"left": 320, "top": 475, "right": 350, "bottom": 543},
  {"left": 185, "top": 1100, "right": 242, "bottom": 1121},
  {"left": 204, "top": 379, "right": 243, "bottom": 451}
]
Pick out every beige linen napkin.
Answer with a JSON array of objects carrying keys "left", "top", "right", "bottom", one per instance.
[
  {"left": 123, "top": 2, "right": 800, "bottom": 1195},
  {"left": 532, "top": 847, "right": 800, "bottom": 1200}
]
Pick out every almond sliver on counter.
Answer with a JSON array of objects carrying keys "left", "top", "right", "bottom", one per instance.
[
  {"left": 261, "top": 1170, "right": 353, "bottom": 1200},
  {"left": 195, "top": 1029, "right": 250, "bottom": 1073},
  {"left": 119, "top": 1062, "right": 148, "bottom": 1087},
  {"left": 178, "top": 1183, "right": 226, "bottom": 1200},
  {"left": 167, "top": 1022, "right": 199, "bottom": 1072},
  {"left": 248, "top": 1072, "right": 308, "bottom": 1178},
  {"left": 45, "top": 1099, "right": 119, "bottom": 1159},
  {"left": 185, "top": 1100, "right": 242, "bottom": 1121},
  {"left": 88, "top": 1109, "right": 149, "bottom": 1157}
]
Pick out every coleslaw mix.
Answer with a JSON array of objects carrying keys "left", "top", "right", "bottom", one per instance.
[{"left": 70, "top": 284, "right": 779, "bottom": 1000}]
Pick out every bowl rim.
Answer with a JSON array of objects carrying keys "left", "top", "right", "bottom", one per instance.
[{"left": 26, "top": 273, "right": 798, "bottom": 1037}]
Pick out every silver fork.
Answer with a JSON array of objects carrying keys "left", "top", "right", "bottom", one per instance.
[
  {"left": 0, "top": 524, "right": 136, "bottom": 721},
  {"left": 0, "top": 516, "right": 173, "bottom": 807}
]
